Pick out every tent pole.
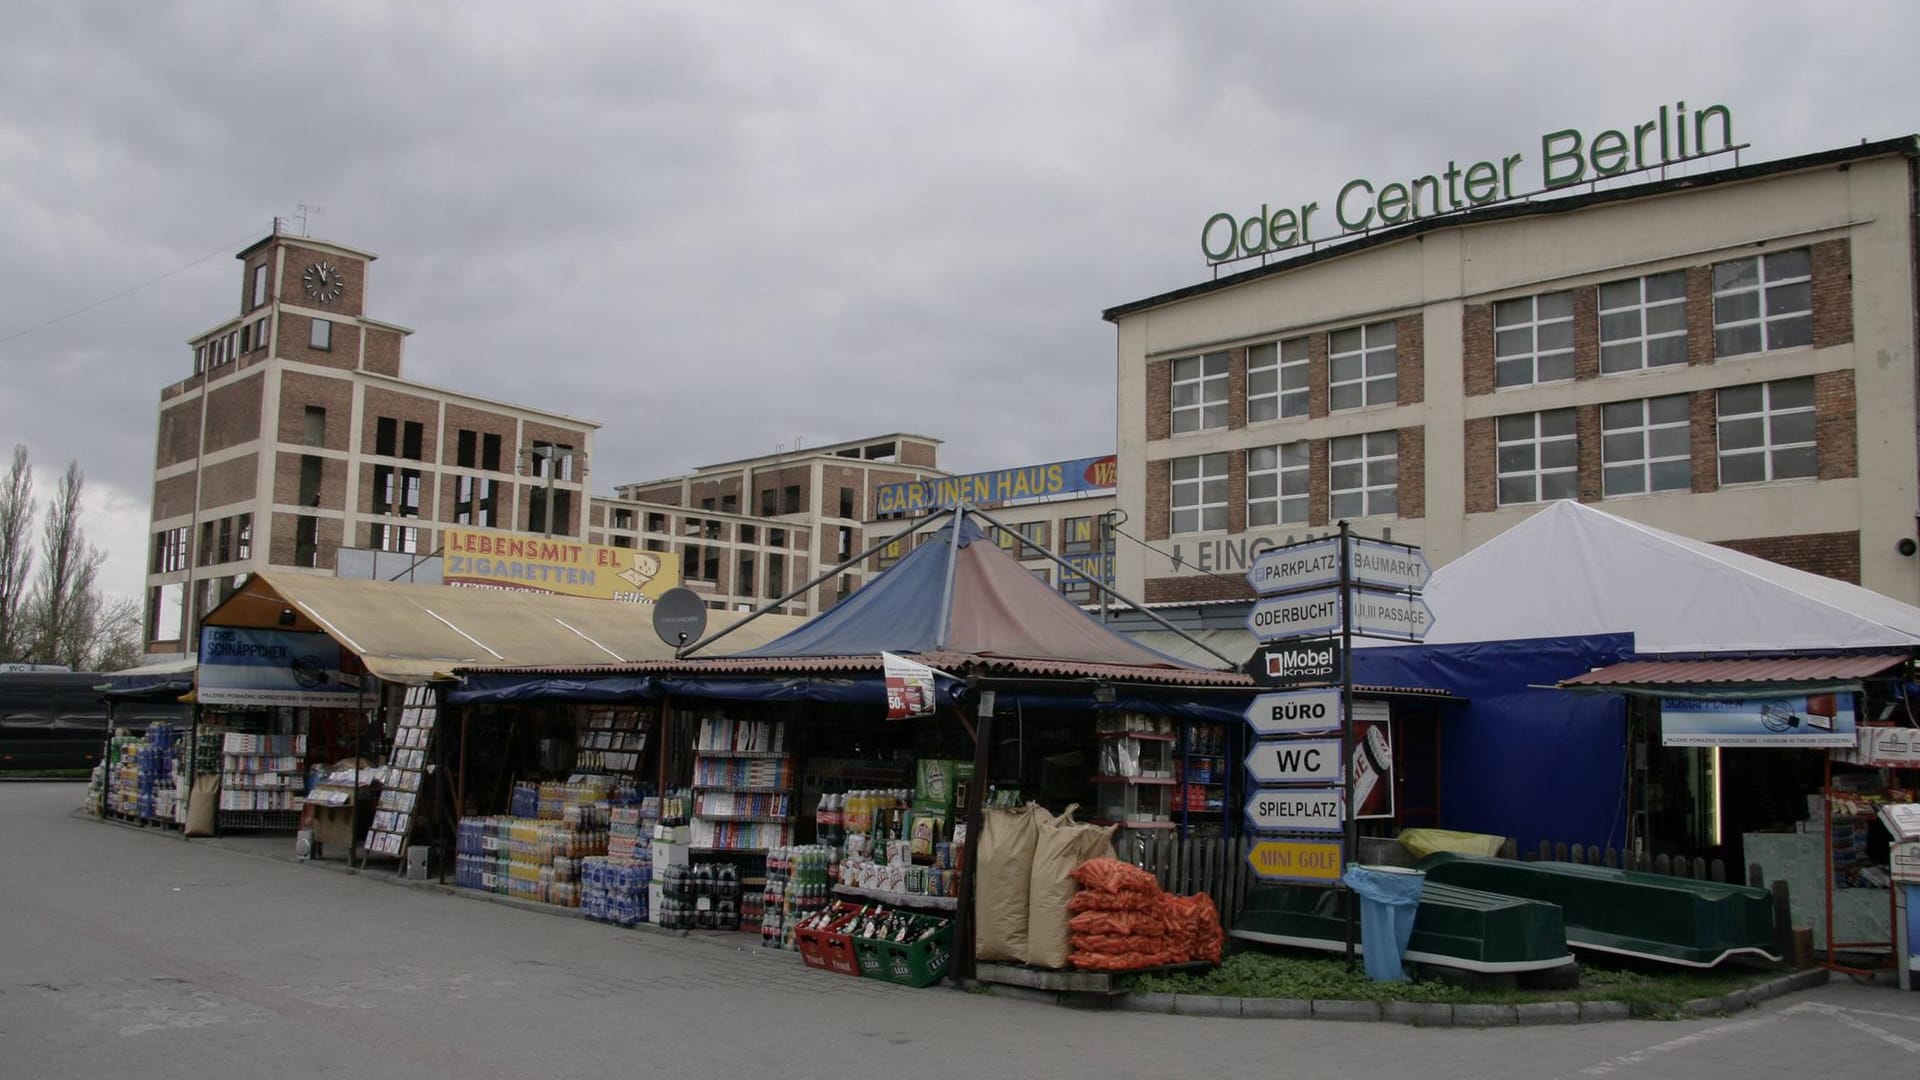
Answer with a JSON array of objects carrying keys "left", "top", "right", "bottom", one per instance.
[
  {"left": 966, "top": 503, "right": 1243, "bottom": 670},
  {"left": 956, "top": 677, "right": 992, "bottom": 983},
  {"left": 678, "top": 507, "right": 955, "bottom": 658},
  {"left": 934, "top": 506, "right": 967, "bottom": 651}
]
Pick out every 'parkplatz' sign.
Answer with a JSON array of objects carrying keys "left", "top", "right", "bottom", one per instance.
[{"left": 1245, "top": 536, "right": 1342, "bottom": 596}]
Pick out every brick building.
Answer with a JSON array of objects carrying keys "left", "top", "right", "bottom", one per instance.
[
  {"left": 144, "top": 230, "right": 596, "bottom": 654},
  {"left": 587, "top": 434, "right": 946, "bottom": 616},
  {"left": 1105, "top": 136, "right": 1920, "bottom": 610}
]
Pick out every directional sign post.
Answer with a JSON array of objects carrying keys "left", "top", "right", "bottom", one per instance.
[
  {"left": 1243, "top": 738, "right": 1343, "bottom": 785},
  {"left": 1245, "top": 589, "right": 1342, "bottom": 642},
  {"left": 1246, "top": 838, "right": 1345, "bottom": 884},
  {"left": 1245, "top": 787, "right": 1345, "bottom": 834},
  {"left": 1351, "top": 591, "right": 1436, "bottom": 641},
  {"left": 1348, "top": 538, "right": 1433, "bottom": 593},
  {"left": 1244, "top": 687, "right": 1344, "bottom": 737},
  {"left": 1246, "top": 536, "right": 1342, "bottom": 596}
]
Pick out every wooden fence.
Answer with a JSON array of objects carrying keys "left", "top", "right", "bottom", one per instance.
[
  {"left": 1122, "top": 834, "right": 1256, "bottom": 925},
  {"left": 1524, "top": 839, "right": 1732, "bottom": 884}
]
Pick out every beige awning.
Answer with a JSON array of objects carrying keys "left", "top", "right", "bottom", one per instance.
[{"left": 202, "top": 572, "right": 809, "bottom": 684}]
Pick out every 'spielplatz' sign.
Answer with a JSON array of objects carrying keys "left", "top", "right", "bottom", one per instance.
[{"left": 1202, "top": 101, "right": 1736, "bottom": 263}]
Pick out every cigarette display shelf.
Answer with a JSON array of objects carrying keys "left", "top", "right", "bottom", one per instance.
[{"left": 691, "top": 713, "right": 795, "bottom": 854}]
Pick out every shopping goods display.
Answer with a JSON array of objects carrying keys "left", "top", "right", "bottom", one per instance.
[
  {"left": 1027, "top": 809, "right": 1118, "bottom": 969},
  {"left": 218, "top": 731, "right": 307, "bottom": 827},
  {"left": 573, "top": 705, "right": 651, "bottom": 775},
  {"left": 582, "top": 856, "right": 651, "bottom": 927},
  {"left": 1065, "top": 857, "right": 1223, "bottom": 971},
  {"left": 760, "top": 845, "right": 832, "bottom": 948},
  {"left": 455, "top": 781, "right": 616, "bottom": 907},
  {"left": 691, "top": 713, "right": 794, "bottom": 852},
  {"left": 791, "top": 899, "right": 955, "bottom": 987},
  {"left": 657, "top": 861, "right": 744, "bottom": 930},
  {"left": 364, "top": 686, "right": 437, "bottom": 857},
  {"left": 973, "top": 802, "right": 1054, "bottom": 963}
]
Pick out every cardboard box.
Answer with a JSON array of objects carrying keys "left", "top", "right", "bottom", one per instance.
[{"left": 915, "top": 759, "right": 961, "bottom": 806}]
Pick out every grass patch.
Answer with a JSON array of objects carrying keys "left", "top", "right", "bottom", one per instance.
[{"left": 1123, "top": 951, "right": 1772, "bottom": 1012}]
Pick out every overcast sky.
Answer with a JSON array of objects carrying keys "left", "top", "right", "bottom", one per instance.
[{"left": 3, "top": 1, "right": 1917, "bottom": 605}]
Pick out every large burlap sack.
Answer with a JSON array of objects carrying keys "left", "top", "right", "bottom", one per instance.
[
  {"left": 184, "top": 775, "right": 219, "bottom": 837},
  {"left": 1026, "top": 808, "right": 1116, "bottom": 969},
  {"left": 973, "top": 802, "right": 1054, "bottom": 964}
]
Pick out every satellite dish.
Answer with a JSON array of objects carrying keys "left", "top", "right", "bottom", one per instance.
[{"left": 652, "top": 587, "right": 709, "bottom": 649}]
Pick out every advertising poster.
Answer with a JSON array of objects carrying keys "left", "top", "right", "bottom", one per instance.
[
  {"left": 198, "top": 627, "right": 358, "bottom": 708},
  {"left": 872, "top": 455, "right": 1117, "bottom": 515},
  {"left": 883, "top": 651, "right": 937, "bottom": 720},
  {"left": 441, "top": 527, "right": 679, "bottom": 602},
  {"left": 1660, "top": 694, "right": 1858, "bottom": 747},
  {"left": 1351, "top": 701, "right": 1394, "bottom": 819}
]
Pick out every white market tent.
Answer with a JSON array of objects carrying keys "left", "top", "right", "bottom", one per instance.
[{"left": 1416, "top": 501, "right": 1920, "bottom": 654}]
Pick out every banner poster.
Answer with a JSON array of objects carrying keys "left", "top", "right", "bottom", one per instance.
[
  {"left": 1352, "top": 700, "right": 1394, "bottom": 819},
  {"left": 883, "top": 651, "right": 937, "bottom": 720},
  {"left": 198, "top": 627, "right": 358, "bottom": 708},
  {"left": 1660, "top": 694, "right": 1858, "bottom": 748},
  {"left": 441, "top": 527, "right": 679, "bottom": 603}
]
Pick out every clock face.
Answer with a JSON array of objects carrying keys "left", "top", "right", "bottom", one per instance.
[{"left": 302, "top": 260, "right": 345, "bottom": 303}]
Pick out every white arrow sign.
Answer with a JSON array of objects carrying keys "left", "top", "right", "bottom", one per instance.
[
  {"left": 1244, "top": 688, "right": 1345, "bottom": 737},
  {"left": 1349, "top": 539, "right": 1432, "bottom": 593},
  {"left": 1245, "top": 589, "right": 1342, "bottom": 642},
  {"left": 1245, "top": 536, "right": 1342, "bottom": 596},
  {"left": 1244, "top": 738, "right": 1343, "bottom": 785},
  {"left": 1352, "top": 591, "right": 1436, "bottom": 640},
  {"left": 1245, "top": 786, "right": 1345, "bottom": 834}
]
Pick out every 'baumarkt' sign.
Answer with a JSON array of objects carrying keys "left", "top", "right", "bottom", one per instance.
[{"left": 1203, "top": 102, "right": 1737, "bottom": 263}]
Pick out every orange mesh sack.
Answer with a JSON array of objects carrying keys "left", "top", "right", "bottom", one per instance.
[{"left": 1069, "top": 857, "right": 1159, "bottom": 895}]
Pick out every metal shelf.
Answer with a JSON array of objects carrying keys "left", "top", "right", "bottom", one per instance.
[
  {"left": 832, "top": 883, "right": 959, "bottom": 911},
  {"left": 692, "top": 750, "right": 793, "bottom": 759},
  {"left": 692, "top": 784, "right": 791, "bottom": 793},
  {"left": 1091, "top": 775, "right": 1177, "bottom": 786}
]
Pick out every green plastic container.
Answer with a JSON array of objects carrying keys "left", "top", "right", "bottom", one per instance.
[{"left": 854, "top": 918, "right": 954, "bottom": 988}]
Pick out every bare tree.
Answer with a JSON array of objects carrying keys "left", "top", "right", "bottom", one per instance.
[
  {"left": 89, "top": 596, "right": 144, "bottom": 673},
  {"left": 0, "top": 445, "right": 32, "bottom": 662},
  {"left": 25, "top": 460, "right": 104, "bottom": 668}
]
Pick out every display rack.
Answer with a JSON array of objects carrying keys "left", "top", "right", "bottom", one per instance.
[
  {"left": 690, "top": 713, "right": 795, "bottom": 853},
  {"left": 217, "top": 731, "right": 307, "bottom": 830},
  {"left": 574, "top": 705, "right": 651, "bottom": 776},
  {"left": 1094, "top": 722, "right": 1177, "bottom": 826},
  {"left": 363, "top": 685, "right": 437, "bottom": 858}
]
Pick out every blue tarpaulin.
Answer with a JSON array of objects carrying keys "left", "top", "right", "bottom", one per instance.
[{"left": 1351, "top": 634, "right": 1634, "bottom": 855}]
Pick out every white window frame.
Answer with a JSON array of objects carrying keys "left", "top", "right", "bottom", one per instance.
[
  {"left": 1493, "top": 292, "right": 1575, "bottom": 388},
  {"left": 1496, "top": 409, "right": 1579, "bottom": 506},
  {"left": 251, "top": 264, "right": 268, "bottom": 309},
  {"left": 1328, "top": 321, "right": 1397, "bottom": 411},
  {"left": 1171, "top": 352, "right": 1230, "bottom": 433},
  {"left": 1601, "top": 395, "right": 1691, "bottom": 497},
  {"left": 310, "top": 318, "right": 331, "bottom": 351},
  {"left": 1598, "top": 271, "right": 1688, "bottom": 374},
  {"left": 253, "top": 316, "right": 271, "bottom": 353},
  {"left": 1247, "top": 337, "right": 1309, "bottom": 422},
  {"left": 1713, "top": 248, "right": 1813, "bottom": 358},
  {"left": 1717, "top": 379, "right": 1817, "bottom": 485},
  {"left": 1329, "top": 431, "right": 1397, "bottom": 519},
  {"left": 1169, "top": 453, "right": 1229, "bottom": 534},
  {"left": 1246, "top": 441, "right": 1309, "bottom": 527}
]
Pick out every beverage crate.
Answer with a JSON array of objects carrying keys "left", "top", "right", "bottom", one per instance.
[{"left": 853, "top": 916, "right": 954, "bottom": 988}]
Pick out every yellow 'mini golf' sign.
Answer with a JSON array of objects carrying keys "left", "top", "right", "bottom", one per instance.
[{"left": 1247, "top": 838, "right": 1344, "bottom": 884}]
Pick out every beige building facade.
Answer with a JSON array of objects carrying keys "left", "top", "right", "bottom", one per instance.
[{"left": 1106, "top": 137, "right": 1919, "bottom": 610}]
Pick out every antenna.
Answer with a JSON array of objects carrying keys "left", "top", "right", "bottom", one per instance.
[{"left": 295, "top": 202, "right": 324, "bottom": 236}]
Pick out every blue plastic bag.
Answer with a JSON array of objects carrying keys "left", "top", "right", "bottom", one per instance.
[{"left": 1342, "top": 865, "right": 1426, "bottom": 982}]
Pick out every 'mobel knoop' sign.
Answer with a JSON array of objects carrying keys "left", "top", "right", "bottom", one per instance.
[{"left": 1203, "top": 101, "right": 1735, "bottom": 263}]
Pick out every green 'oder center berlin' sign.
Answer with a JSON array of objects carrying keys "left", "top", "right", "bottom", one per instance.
[{"left": 1202, "top": 101, "right": 1736, "bottom": 263}]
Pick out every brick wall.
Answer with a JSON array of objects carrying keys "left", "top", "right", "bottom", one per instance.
[
  {"left": 1145, "top": 575, "right": 1257, "bottom": 604},
  {"left": 1226, "top": 449, "right": 1247, "bottom": 533},
  {"left": 1576, "top": 404, "right": 1602, "bottom": 502},
  {"left": 899, "top": 440, "right": 938, "bottom": 467},
  {"left": 690, "top": 477, "right": 743, "bottom": 511},
  {"left": 277, "top": 451, "right": 348, "bottom": 510},
  {"left": 1689, "top": 389, "right": 1719, "bottom": 493},
  {"left": 1715, "top": 531, "right": 1861, "bottom": 584},
  {"left": 1397, "top": 426, "right": 1425, "bottom": 519},
  {"left": 1464, "top": 418, "right": 1496, "bottom": 513},
  {"left": 1397, "top": 314, "right": 1425, "bottom": 405},
  {"left": 1307, "top": 334, "right": 1330, "bottom": 418},
  {"left": 1145, "top": 358, "right": 1171, "bottom": 441},
  {"left": 202, "top": 373, "right": 265, "bottom": 453},
  {"left": 1572, "top": 286, "right": 1600, "bottom": 380},
  {"left": 1463, "top": 303, "right": 1494, "bottom": 397},
  {"left": 363, "top": 328, "right": 404, "bottom": 376},
  {"left": 443, "top": 404, "right": 518, "bottom": 468},
  {"left": 278, "top": 312, "right": 361, "bottom": 371},
  {"left": 1308, "top": 439, "right": 1329, "bottom": 526},
  {"left": 1226, "top": 347, "right": 1247, "bottom": 430},
  {"left": 1144, "top": 458, "right": 1170, "bottom": 541},
  {"left": 275, "top": 371, "right": 355, "bottom": 450},
  {"left": 629, "top": 483, "right": 684, "bottom": 506},
  {"left": 199, "top": 454, "right": 258, "bottom": 511},
  {"left": 152, "top": 473, "right": 196, "bottom": 522},
  {"left": 754, "top": 465, "right": 811, "bottom": 515},
  {"left": 277, "top": 245, "right": 368, "bottom": 317},
  {"left": 238, "top": 252, "right": 274, "bottom": 314},
  {"left": 1812, "top": 238, "right": 1854, "bottom": 349},
  {"left": 267, "top": 511, "right": 341, "bottom": 570},
  {"left": 1815, "top": 369, "right": 1858, "bottom": 480},
  {"left": 363, "top": 387, "right": 443, "bottom": 463},
  {"left": 1685, "top": 265, "right": 1714, "bottom": 366},
  {"left": 822, "top": 465, "right": 866, "bottom": 518},
  {"left": 156, "top": 397, "right": 202, "bottom": 469}
]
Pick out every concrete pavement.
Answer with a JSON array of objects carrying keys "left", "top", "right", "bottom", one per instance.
[{"left": 1, "top": 783, "right": 1916, "bottom": 1079}]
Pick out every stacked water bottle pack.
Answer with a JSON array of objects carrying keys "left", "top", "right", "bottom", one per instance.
[
  {"left": 760, "top": 845, "right": 833, "bottom": 950},
  {"left": 656, "top": 862, "right": 743, "bottom": 930},
  {"left": 581, "top": 856, "right": 651, "bottom": 926}
]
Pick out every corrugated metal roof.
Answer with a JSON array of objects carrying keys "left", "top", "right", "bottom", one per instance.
[
  {"left": 459, "top": 649, "right": 1257, "bottom": 688},
  {"left": 1560, "top": 654, "right": 1909, "bottom": 688}
]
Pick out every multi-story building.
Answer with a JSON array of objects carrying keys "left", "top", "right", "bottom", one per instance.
[
  {"left": 1106, "top": 136, "right": 1920, "bottom": 610},
  {"left": 588, "top": 434, "right": 947, "bottom": 615},
  {"left": 144, "top": 229, "right": 596, "bottom": 655}
]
